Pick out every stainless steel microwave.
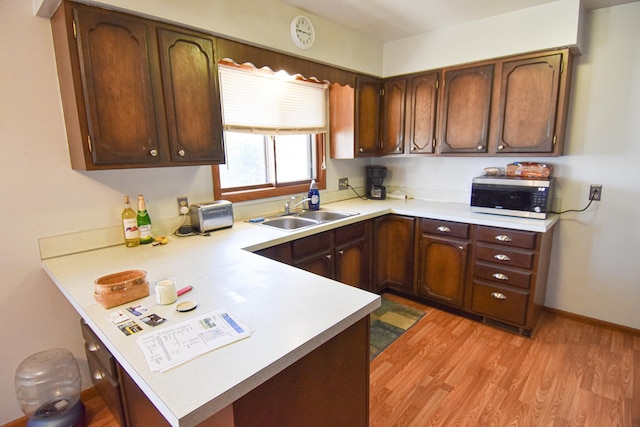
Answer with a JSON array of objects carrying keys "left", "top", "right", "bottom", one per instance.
[{"left": 470, "top": 176, "right": 554, "bottom": 219}]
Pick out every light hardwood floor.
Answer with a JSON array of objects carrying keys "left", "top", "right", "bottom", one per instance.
[
  {"left": 6, "top": 293, "right": 638, "bottom": 427},
  {"left": 372, "top": 293, "right": 640, "bottom": 427}
]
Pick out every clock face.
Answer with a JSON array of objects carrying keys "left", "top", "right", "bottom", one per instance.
[{"left": 290, "top": 16, "right": 315, "bottom": 50}]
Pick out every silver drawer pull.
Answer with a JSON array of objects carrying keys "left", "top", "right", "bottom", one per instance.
[
  {"left": 437, "top": 226, "right": 451, "bottom": 233},
  {"left": 491, "top": 292, "right": 507, "bottom": 300},
  {"left": 493, "top": 273, "right": 509, "bottom": 281},
  {"left": 93, "top": 369, "right": 105, "bottom": 381},
  {"left": 495, "top": 235, "right": 512, "bottom": 242},
  {"left": 87, "top": 343, "right": 100, "bottom": 352},
  {"left": 494, "top": 254, "right": 511, "bottom": 261}
]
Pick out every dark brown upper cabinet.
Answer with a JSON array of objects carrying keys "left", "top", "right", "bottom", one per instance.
[
  {"left": 438, "top": 64, "right": 494, "bottom": 154},
  {"left": 381, "top": 77, "right": 407, "bottom": 155},
  {"left": 494, "top": 51, "right": 568, "bottom": 154},
  {"left": 329, "top": 76, "right": 382, "bottom": 159},
  {"left": 51, "top": 1, "right": 224, "bottom": 170},
  {"left": 406, "top": 72, "right": 439, "bottom": 154}
]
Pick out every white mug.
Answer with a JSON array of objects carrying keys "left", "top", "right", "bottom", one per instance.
[{"left": 155, "top": 277, "right": 177, "bottom": 305}]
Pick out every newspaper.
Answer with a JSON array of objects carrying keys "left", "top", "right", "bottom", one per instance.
[{"left": 136, "top": 309, "right": 252, "bottom": 372}]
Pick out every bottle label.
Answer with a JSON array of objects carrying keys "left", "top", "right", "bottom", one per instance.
[
  {"left": 139, "top": 224, "right": 152, "bottom": 241},
  {"left": 123, "top": 218, "right": 139, "bottom": 239}
]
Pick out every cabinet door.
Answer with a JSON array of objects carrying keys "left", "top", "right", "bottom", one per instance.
[
  {"left": 335, "top": 238, "right": 368, "bottom": 289},
  {"left": 416, "top": 235, "right": 469, "bottom": 308},
  {"left": 74, "top": 6, "right": 161, "bottom": 165},
  {"left": 372, "top": 215, "right": 415, "bottom": 294},
  {"left": 495, "top": 53, "right": 563, "bottom": 154},
  {"left": 157, "top": 28, "right": 225, "bottom": 164},
  {"left": 355, "top": 76, "right": 382, "bottom": 156},
  {"left": 293, "top": 252, "right": 335, "bottom": 279},
  {"left": 438, "top": 64, "right": 493, "bottom": 154},
  {"left": 407, "top": 72, "right": 438, "bottom": 154},
  {"left": 381, "top": 77, "right": 406, "bottom": 155}
]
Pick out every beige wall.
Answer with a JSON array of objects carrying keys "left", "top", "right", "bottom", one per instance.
[{"left": 1, "top": 0, "right": 638, "bottom": 422}]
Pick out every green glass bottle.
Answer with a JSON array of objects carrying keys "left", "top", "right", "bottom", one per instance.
[{"left": 137, "top": 195, "right": 153, "bottom": 244}]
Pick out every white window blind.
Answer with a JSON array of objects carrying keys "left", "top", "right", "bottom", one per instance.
[{"left": 218, "top": 62, "right": 328, "bottom": 135}]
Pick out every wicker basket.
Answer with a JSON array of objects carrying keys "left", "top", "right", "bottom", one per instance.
[{"left": 94, "top": 270, "right": 149, "bottom": 309}]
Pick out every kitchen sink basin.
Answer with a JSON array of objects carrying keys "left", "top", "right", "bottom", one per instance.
[
  {"left": 255, "top": 208, "right": 358, "bottom": 230},
  {"left": 261, "top": 216, "right": 319, "bottom": 230},
  {"left": 297, "top": 210, "right": 354, "bottom": 222}
]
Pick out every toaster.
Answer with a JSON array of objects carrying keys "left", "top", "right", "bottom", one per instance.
[{"left": 189, "top": 201, "right": 234, "bottom": 232}]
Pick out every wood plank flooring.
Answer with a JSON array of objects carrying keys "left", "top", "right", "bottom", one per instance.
[
  {"left": 6, "top": 293, "right": 638, "bottom": 427},
  {"left": 371, "top": 293, "right": 640, "bottom": 427}
]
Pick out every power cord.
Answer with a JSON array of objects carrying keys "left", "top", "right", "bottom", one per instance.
[
  {"left": 347, "top": 184, "right": 369, "bottom": 200},
  {"left": 549, "top": 187, "right": 599, "bottom": 214}
]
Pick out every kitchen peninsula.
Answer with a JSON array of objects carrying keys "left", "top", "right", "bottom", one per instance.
[{"left": 42, "top": 198, "right": 557, "bottom": 426}]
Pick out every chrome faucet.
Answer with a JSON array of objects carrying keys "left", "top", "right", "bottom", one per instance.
[{"left": 284, "top": 196, "right": 310, "bottom": 214}]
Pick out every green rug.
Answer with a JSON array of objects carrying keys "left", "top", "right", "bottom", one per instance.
[{"left": 370, "top": 297, "right": 425, "bottom": 360}]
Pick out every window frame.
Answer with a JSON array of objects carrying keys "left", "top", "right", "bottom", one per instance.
[{"left": 212, "top": 133, "right": 326, "bottom": 203}]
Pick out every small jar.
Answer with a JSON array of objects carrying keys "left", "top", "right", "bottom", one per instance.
[{"left": 155, "top": 277, "right": 177, "bottom": 305}]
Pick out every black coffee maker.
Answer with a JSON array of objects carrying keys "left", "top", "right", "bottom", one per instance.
[{"left": 366, "top": 166, "right": 387, "bottom": 200}]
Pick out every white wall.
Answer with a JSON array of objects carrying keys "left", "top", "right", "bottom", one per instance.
[
  {"left": 1, "top": 0, "right": 638, "bottom": 423},
  {"left": 383, "top": 0, "right": 584, "bottom": 76},
  {"left": 377, "top": 3, "right": 640, "bottom": 330}
]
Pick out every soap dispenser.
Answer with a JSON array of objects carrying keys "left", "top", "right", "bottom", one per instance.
[{"left": 308, "top": 179, "right": 320, "bottom": 210}]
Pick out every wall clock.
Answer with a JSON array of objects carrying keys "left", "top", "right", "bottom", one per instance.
[{"left": 290, "top": 15, "right": 315, "bottom": 50}]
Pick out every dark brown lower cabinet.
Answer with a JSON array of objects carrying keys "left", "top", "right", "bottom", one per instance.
[
  {"left": 82, "top": 316, "right": 369, "bottom": 427},
  {"left": 257, "top": 221, "right": 371, "bottom": 290},
  {"left": 372, "top": 215, "right": 415, "bottom": 293},
  {"left": 255, "top": 215, "right": 554, "bottom": 337},
  {"left": 415, "top": 219, "right": 471, "bottom": 308}
]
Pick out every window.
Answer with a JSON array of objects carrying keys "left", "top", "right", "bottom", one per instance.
[{"left": 213, "top": 61, "right": 327, "bottom": 202}]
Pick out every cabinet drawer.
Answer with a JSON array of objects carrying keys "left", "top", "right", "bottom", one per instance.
[
  {"left": 86, "top": 346, "right": 127, "bottom": 426},
  {"left": 474, "top": 261, "right": 532, "bottom": 289},
  {"left": 335, "top": 221, "right": 366, "bottom": 244},
  {"left": 420, "top": 218, "right": 469, "bottom": 239},
  {"left": 475, "top": 243, "right": 534, "bottom": 269},
  {"left": 475, "top": 226, "right": 537, "bottom": 249},
  {"left": 81, "top": 320, "right": 117, "bottom": 378},
  {"left": 291, "top": 231, "right": 332, "bottom": 259},
  {"left": 471, "top": 281, "right": 528, "bottom": 325}
]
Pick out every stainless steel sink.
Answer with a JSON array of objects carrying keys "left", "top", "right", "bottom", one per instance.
[
  {"left": 256, "top": 208, "right": 358, "bottom": 230},
  {"left": 297, "top": 210, "right": 354, "bottom": 222},
  {"left": 261, "top": 216, "right": 319, "bottom": 230}
]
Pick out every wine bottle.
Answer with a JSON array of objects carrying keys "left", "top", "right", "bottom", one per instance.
[
  {"left": 137, "top": 195, "right": 153, "bottom": 244},
  {"left": 122, "top": 195, "right": 140, "bottom": 247}
]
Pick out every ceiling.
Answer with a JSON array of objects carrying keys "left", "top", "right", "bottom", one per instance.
[{"left": 282, "top": 0, "right": 639, "bottom": 42}]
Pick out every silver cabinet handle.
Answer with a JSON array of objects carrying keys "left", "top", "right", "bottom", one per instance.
[
  {"left": 437, "top": 226, "right": 451, "bottom": 233},
  {"left": 178, "top": 149, "right": 186, "bottom": 157},
  {"left": 477, "top": 145, "right": 484, "bottom": 150},
  {"left": 326, "top": 254, "right": 332, "bottom": 260},
  {"left": 93, "top": 369, "right": 105, "bottom": 381},
  {"left": 338, "top": 250, "right": 344, "bottom": 255},
  {"left": 495, "top": 235, "right": 512, "bottom": 242},
  {"left": 498, "top": 144, "right": 504, "bottom": 150},
  {"left": 493, "top": 273, "right": 509, "bottom": 281},
  {"left": 494, "top": 254, "right": 511, "bottom": 261},
  {"left": 150, "top": 149, "right": 158, "bottom": 157},
  {"left": 491, "top": 292, "right": 507, "bottom": 300},
  {"left": 359, "top": 147, "right": 364, "bottom": 152},
  {"left": 87, "top": 343, "right": 99, "bottom": 352}
]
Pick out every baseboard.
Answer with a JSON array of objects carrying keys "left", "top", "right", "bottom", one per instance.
[{"left": 544, "top": 307, "right": 640, "bottom": 336}]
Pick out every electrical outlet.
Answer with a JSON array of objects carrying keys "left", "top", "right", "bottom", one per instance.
[
  {"left": 338, "top": 178, "right": 349, "bottom": 190},
  {"left": 589, "top": 185, "right": 602, "bottom": 201},
  {"left": 177, "top": 196, "right": 189, "bottom": 215}
]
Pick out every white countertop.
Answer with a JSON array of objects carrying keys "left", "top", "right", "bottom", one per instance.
[{"left": 42, "top": 198, "right": 556, "bottom": 426}]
